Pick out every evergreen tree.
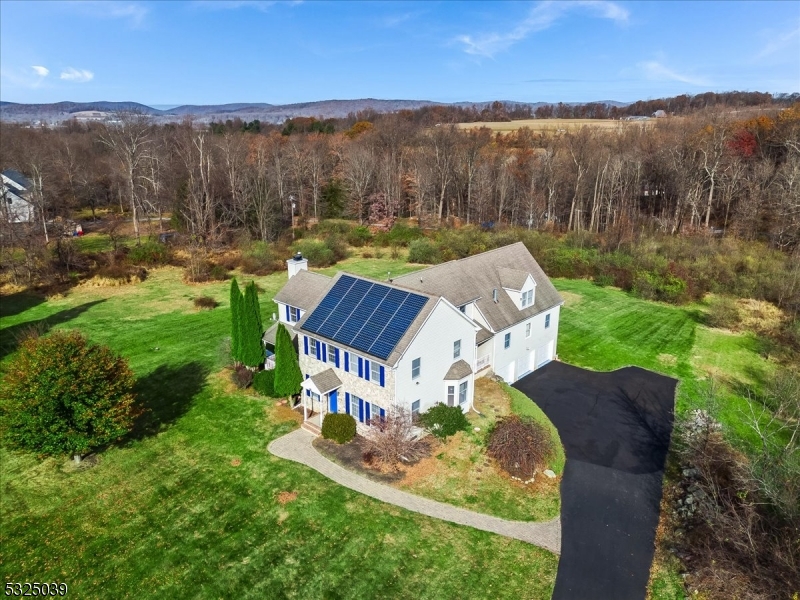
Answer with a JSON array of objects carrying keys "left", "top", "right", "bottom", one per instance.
[
  {"left": 240, "top": 281, "right": 264, "bottom": 368},
  {"left": 230, "top": 278, "right": 243, "bottom": 363},
  {"left": 274, "top": 323, "right": 302, "bottom": 400}
]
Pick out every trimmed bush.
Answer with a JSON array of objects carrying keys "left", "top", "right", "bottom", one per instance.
[
  {"left": 128, "top": 241, "right": 170, "bottom": 266},
  {"left": 231, "top": 365, "right": 253, "bottom": 389},
  {"left": 487, "top": 415, "right": 554, "bottom": 479},
  {"left": 193, "top": 296, "right": 218, "bottom": 309},
  {"left": 252, "top": 369, "right": 276, "bottom": 397},
  {"left": 321, "top": 413, "right": 357, "bottom": 444},
  {"left": 419, "top": 403, "right": 469, "bottom": 439},
  {"left": 0, "top": 331, "right": 140, "bottom": 457},
  {"left": 408, "top": 239, "right": 441, "bottom": 264}
]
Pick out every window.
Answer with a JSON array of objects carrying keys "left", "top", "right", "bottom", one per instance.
[
  {"left": 350, "top": 396, "right": 360, "bottom": 420},
  {"left": 459, "top": 381, "right": 468, "bottom": 405},
  {"left": 521, "top": 289, "right": 533, "bottom": 308},
  {"left": 453, "top": 339, "right": 461, "bottom": 359},
  {"left": 545, "top": 313, "right": 551, "bottom": 329},
  {"left": 504, "top": 332, "right": 511, "bottom": 349},
  {"left": 310, "top": 391, "right": 320, "bottom": 404},
  {"left": 290, "top": 306, "right": 300, "bottom": 322},
  {"left": 447, "top": 385, "right": 455, "bottom": 406},
  {"left": 525, "top": 322, "right": 531, "bottom": 338},
  {"left": 327, "top": 344, "right": 336, "bottom": 364},
  {"left": 308, "top": 337, "right": 318, "bottom": 359},
  {"left": 412, "top": 357, "right": 421, "bottom": 379},
  {"left": 411, "top": 400, "right": 421, "bottom": 416},
  {"left": 370, "top": 360, "right": 381, "bottom": 382}
]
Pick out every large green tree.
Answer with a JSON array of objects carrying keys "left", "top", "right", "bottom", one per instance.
[
  {"left": 0, "top": 331, "right": 140, "bottom": 459},
  {"left": 230, "top": 278, "right": 243, "bottom": 364},
  {"left": 240, "top": 281, "right": 264, "bottom": 368},
  {"left": 273, "top": 323, "right": 302, "bottom": 401}
]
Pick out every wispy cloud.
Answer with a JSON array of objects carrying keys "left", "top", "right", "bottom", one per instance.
[
  {"left": 456, "top": 1, "right": 629, "bottom": 57},
  {"left": 755, "top": 26, "right": 800, "bottom": 60},
  {"left": 64, "top": 1, "right": 149, "bottom": 27},
  {"left": 192, "top": 0, "right": 302, "bottom": 12},
  {"left": 31, "top": 66, "right": 50, "bottom": 77},
  {"left": 1, "top": 66, "right": 51, "bottom": 90},
  {"left": 639, "top": 60, "right": 708, "bottom": 87},
  {"left": 60, "top": 67, "right": 95, "bottom": 83}
]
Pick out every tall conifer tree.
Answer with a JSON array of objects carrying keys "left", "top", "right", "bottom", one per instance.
[
  {"left": 230, "top": 278, "right": 243, "bottom": 364},
  {"left": 240, "top": 281, "right": 264, "bottom": 368},
  {"left": 274, "top": 323, "right": 302, "bottom": 400}
]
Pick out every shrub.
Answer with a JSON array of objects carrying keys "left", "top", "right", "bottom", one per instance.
[
  {"left": 705, "top": 295, "right": 740, "bottom": 329},
  {"left": 231, "top": 365, "right": 253, "bottom": 389},
  {"left": 193, "top": 296, "right": 218, "bottom": 309},
  {"left": 128, "top": 241, "right": 170, "bottom": 266},
  {"left": 419, "top": 403, "right": 469, "bottom": 439},
  {"left": 0, "top": 331, "right": 141, "bottom": 457},
  {"left": 632, "top": 270, "right": 688, "bottom": 303},
  {"left": 208, "top": 264, "right": 228, "bottom": 281},
  {"left": 362, "top": 407, "right": 428, "bottom": 467},
  {"left": 241, "top": 241, "right": 279, "bottom": 275},
  {"left": 252, "top": 369, "right": 276, "bottom": 397},
  {"left": 321, "top": 413, "right": 357, "bottom": 444},
  {"left": 292, "top": 239, "right": 335, "bottom": 267},
  {"left": 487, "top": 415, "right": 554, "bottom": 479},
  {"left": 324, "top": 234, "right": 350, "bottom": 262},
  {"left": 387, "top": 223, "right": 425, "bottom": 246},
  {"left": 593, "top": 274, "right": 614, "bottom": 287},
  {"left": 314, "top": 219, "right": 352, "bottom": 237},
  {"left": 408, "top": 239, "right": 441, "bottom": 264},
  {"left": 347, "top": 225, "right": 373, "bottom": 247}
]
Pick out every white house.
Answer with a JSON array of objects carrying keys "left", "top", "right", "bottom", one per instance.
[
  {"left": 1, "top": 169, "right": 34, "bottom": 224},
  {"left": 270, "top": 242, "right": 563, "bottom": 434}
]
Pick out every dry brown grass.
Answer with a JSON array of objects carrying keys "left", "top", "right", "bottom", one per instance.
[
  {"left": 457, "top": 118, "right": 656, "bottom": 135},
  {"left": 736, "top": 298, "right": 786, "bottom": 334},
  {"left": 276, "top": 491, "right": 298, "bottom": 505},
  {"left": 559, "top": 291, "right": 582, "bottom": 307}
]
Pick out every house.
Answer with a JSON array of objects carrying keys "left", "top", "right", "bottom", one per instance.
[
  {"left": 270, "top": 243, "right": 563, "bottom": 434},
  {"left": 1, "top": 169, "right": 34, "bottom": 223}
]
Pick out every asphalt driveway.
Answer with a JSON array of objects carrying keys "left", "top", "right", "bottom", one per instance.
[{"left": 514, "top": 361, "right": 677, "bottom": 600}]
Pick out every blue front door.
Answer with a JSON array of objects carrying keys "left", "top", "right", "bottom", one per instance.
[{"left": 328, "top": 390, "right": 338, "bottom": 413}]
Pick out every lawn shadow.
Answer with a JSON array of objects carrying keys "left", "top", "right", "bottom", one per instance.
[
  {"left": 130, "top": 361, "right": 209, "bottom": 440},
  {"left": 0, "top": 291, "right": 46, "bottom": 319},
  {"left": 0, "top": 300, "right": 106, "bottom": 361}
]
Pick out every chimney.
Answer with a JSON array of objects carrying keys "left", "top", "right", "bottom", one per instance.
[{"left": 286, "top": 252, "right": 308, "bottom": 279}]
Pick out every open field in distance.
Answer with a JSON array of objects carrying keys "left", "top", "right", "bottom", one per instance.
[{"left": 456, "top": 118, "right": 657, "bottom": 134}]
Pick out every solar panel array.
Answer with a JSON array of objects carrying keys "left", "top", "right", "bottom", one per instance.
[{"left": 302, "top": 274, "right": 429, "bottom": 361}]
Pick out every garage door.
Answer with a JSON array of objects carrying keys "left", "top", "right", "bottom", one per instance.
[{"left": 536, "top": 341, "right": 554, "bottom": 368}]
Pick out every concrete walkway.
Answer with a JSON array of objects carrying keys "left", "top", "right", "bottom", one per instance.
[{"left": 268, "top": 428, "right": 561, "bottom": 555}]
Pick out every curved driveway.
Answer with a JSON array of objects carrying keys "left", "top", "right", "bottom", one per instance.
[{"left": 514, "top": 361, "right": 677, "bottom": 600}]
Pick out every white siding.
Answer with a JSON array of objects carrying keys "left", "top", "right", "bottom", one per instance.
[
  {"left": 276, "top": 301, "right": 304, "bottom": 326},
  {"left": 394, "top": 300, "right": 477, "bottom": 414},
  {"left": 492, "top": 305, "right": 560, "bottom": 383},
  {"left": 503, "top": 274, "right": 536, "bottom": 310}
]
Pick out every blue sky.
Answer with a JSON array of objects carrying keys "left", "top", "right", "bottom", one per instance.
[{"left": 1, "top": 1, "right": 798, "bottom": 106}]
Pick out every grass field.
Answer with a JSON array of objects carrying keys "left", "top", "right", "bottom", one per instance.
[
  {"left": 0, "top": 260, "right": 777, "bottom": 599},
  {"left": 456, "top": 118, "right": 655, "bottom": 134}
]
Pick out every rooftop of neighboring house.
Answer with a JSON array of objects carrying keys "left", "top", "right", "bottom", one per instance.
[
  {"left": 1, "top": 169, "right": 31, "bottom": 192},
  {"left": 392, "top": 242, "right": 563, "bottom": 333}
]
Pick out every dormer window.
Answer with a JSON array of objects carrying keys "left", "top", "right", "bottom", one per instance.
[
  {"left": 290, "top": 306, "right": 300, "bottom": 322},
  {"left": 521, "top": 289, "right": 533, "bottom": 308}
]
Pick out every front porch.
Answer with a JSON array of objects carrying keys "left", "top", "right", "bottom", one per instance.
[{"left": 299, "top": 368, "right": 343, "bottom": 436}]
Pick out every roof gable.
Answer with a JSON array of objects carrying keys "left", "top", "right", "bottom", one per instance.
[{"left": 273, "top": 269, "right": 331, "bottom": 311}]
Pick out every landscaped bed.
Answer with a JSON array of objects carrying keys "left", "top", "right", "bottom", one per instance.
[{"left": 313, "top": 378, "right": 563, "bottom": 522}]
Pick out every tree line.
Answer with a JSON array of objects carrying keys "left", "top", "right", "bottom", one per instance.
[{"left": 1, "top": 99, "right": 798, "bottom": 254}]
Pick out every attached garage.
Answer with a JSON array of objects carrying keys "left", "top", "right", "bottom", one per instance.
[{"left": 536, "top": 340, "right": 554, "bottom": 369}]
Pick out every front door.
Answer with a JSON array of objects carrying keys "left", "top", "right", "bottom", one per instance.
[{"left": 328, "top": 389, "right": 338, "bottom": 413}]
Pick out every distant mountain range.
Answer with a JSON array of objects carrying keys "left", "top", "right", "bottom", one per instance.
[{"left": 0, "top": 98, "right": 631, "bottom": 124}]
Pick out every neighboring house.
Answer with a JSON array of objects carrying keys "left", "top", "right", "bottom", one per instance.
[
  {"left": 1, "top": 169, "right": 34, "bottom": 223},
  {"left": 270, "top": 242, "right": 563, "bottom": 434}
]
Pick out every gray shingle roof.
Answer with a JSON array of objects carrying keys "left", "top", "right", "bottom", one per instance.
[
  {"left": 274, "top": 269, "right": 331, "bottom": 311},
  {"left": 262, "top": 322, "right": 297, "bottom": 346},
  {"left": 498, "top": 267, "right": 529, "bottom": 291},
  {"left": 294, "top": 271, "right": 439, "bottom": 366},
  {"left": 443, "top": 359, "right": 472, "bottom": 380},
  {"left": 393, "top": 242, "right": 563, "bottom": 333},
  {"left": 310, "top": 368, "right": 342, "bottom": 394},
  {"left": 1, "top": 169, "right": 30, "bottom": 191}
]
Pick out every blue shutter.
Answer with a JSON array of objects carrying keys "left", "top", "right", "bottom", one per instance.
[
  {"left": 344, "top": 351, "right": 349, "bottom": 372},
  {"left": 334, "top": 347, "right": 340, "bottom": 368},
  {"left": 358, "top": 398, "right": 364, "bottom": 422},
  {"left": 364, "top": 360, "right": 370, "bottom": 382},
  {"left": 285, "top": 304, "right": 290, "bottom": 321},
  {"left": 321, "top": 343, "right": 327, "bottom": 364},
  {"left": 305, "top": 374, "right": 310, "bottom": 396},
  {"left": 315, "top": 340, "right": 321, "bottom": 360},
  {"left": 380, "top": 407, "right": 386, "bottom": 419},
  {"left": 303, "top": 336, "right": 309, "bottom": 355},
  {"left": 379, "top": 365, "right": 385, "bottom": 387},
  {"left": 365, "top": 402, "right": 371, "bottom": 422},
  {"left": 358, "top": 357, "right": 363, "bottom": 378},
  {"left": 345, "top": 392, "right": 350, "bottom": 415}
]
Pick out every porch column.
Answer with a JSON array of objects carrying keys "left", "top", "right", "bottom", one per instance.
[{"left": 303, "top": 396, "right": 308, "bottom": 421}]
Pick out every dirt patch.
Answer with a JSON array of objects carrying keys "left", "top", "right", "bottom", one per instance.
[
  {"left": 276, "top": 491, "right": 297, "bottom": 505},
  {"left": 658, "top": 353, "right": 678, "bottom": 367},
  {"left": 559, "top": 291, "right": 582, "bottom": 307},
  {"left": 473, "top": 378, "right": 511, "bottom": 417},
  {"left": 268, "top": 402, "right": 303, "bottom": 426},
  {"left": 313, "top": 436, "right": 406, "bottom": 483},
  {"left": 230, "top": 458, "right": 242, "bottom": 467}
]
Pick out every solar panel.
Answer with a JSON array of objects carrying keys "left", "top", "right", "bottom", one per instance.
[{"left": 302, "top": 274, "right": 428, "bottom": 361}]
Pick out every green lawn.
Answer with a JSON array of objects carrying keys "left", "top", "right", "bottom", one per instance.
[{"left": 1, "top": 266, "right": 557, "bottom": 599}]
